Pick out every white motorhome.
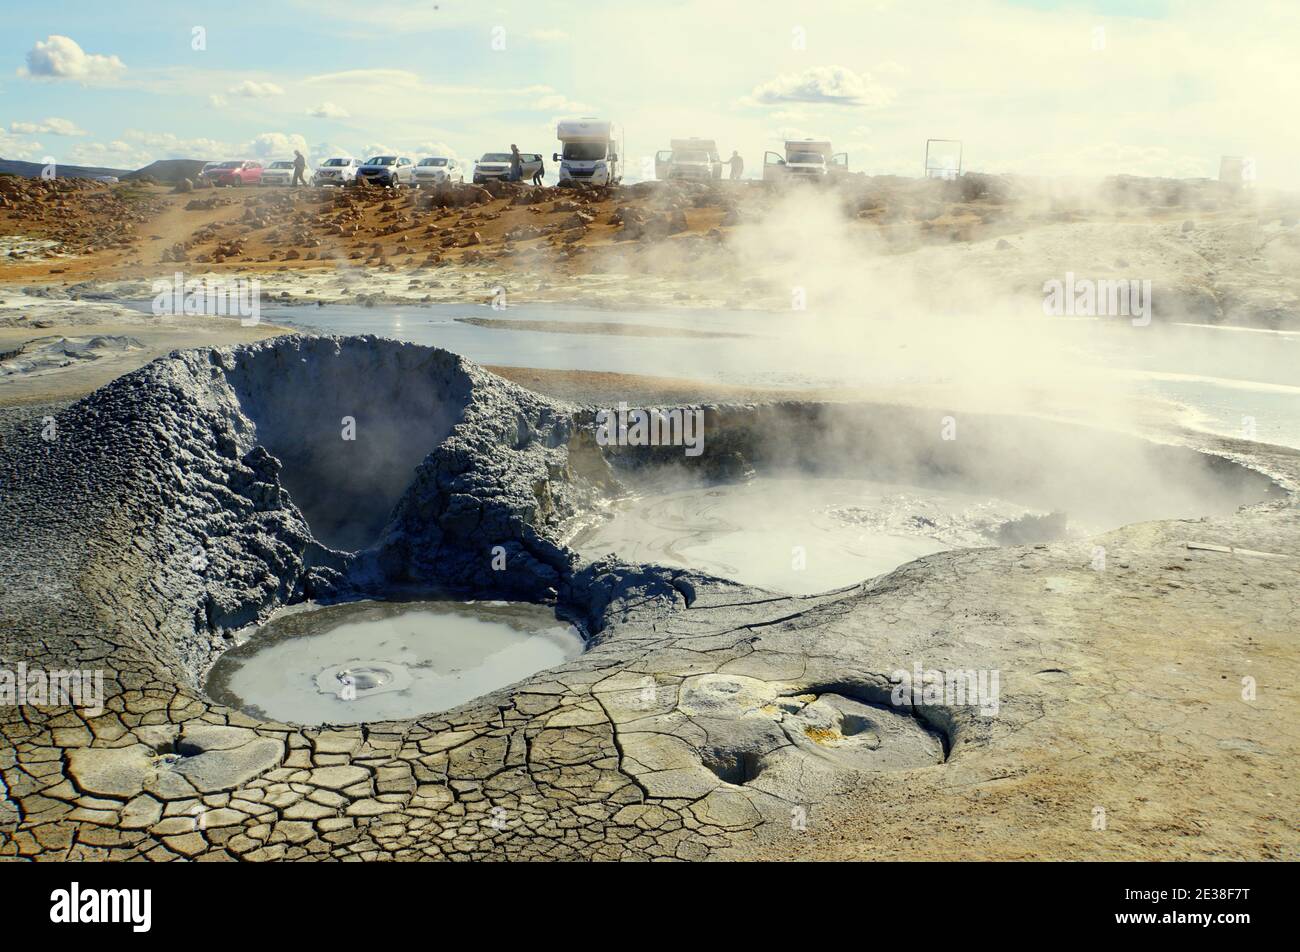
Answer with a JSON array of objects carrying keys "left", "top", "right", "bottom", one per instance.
[
  {"left": 554, "top": 119, "right": 621, "bottom": 186},
  {"left": 655, "top": 139, "right": 722, "bottom": 181},
  {"left": 763, "top": 139, "right": 848, "bottom": 182}
]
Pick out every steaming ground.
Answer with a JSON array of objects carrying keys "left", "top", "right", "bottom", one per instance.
[
  {"left": 4, "top": 173, "right": 1297, "bottom": 426},
  {"left": 1, "top": 174, "right": 1298, "bottom": 862},
  {"left": 570, "top": 476, "right": 1047, "bottom": 594}
]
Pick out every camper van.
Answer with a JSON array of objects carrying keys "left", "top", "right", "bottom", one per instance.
[
  {"left": 763, "top": 139, "right": 848, "bottom": 182},
  {"left": 655, "top": 139, "right": 722, "bottom": 181},
  {"left": 554, "top": 119, "right": 621, "bottom": 186}
]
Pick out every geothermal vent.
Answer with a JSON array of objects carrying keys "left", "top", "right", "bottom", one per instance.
[{"left": 222, "top": 336, "right": 472, "bottom": 552}]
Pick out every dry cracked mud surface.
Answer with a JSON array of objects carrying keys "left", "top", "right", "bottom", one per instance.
[{"left": 1, "top": 335, "right": 1297, "bottom": 861}]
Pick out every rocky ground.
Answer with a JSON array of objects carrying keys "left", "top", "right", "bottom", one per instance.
[
  {"left": 2, "top": 172, "right": 1298, "bottom": 326},
  {"left": 0, "top": 336, "right": 1296, "bottom": 861}
]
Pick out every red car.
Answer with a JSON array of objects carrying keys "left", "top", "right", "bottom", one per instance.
[{"left": 202, "top": 160, "right": 263, "bottom": 187}]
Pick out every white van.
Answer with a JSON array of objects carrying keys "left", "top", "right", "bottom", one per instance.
[
  {"left": 656, "top": 139, "right": 722, "bottom": 181},
  {"left": 554, "top": 119, "right": 621, "bottom": 186},
  {"left": 763, "top": 139, "right": 848, "bottom": 182}
]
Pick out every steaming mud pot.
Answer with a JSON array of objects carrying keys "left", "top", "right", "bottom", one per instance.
[
  {"left": 572, "top": 476, "right": 1049, "bottom": 594},
  {"left": 2, "top": 335, "right": 1296, "bottom": 862},
  {"left": 206, "top": 601, "right": 584, "bottom": 725}
]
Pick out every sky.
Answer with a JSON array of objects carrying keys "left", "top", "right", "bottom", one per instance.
[{"left": 0, "top": 0, "right": 1296, "bottom": 184}]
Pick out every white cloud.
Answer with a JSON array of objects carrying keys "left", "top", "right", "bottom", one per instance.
[
  {"left": 525, "top": 85, "right": 593, "bottom": 113},
  {"left": 65, "top": 139, "right": 153, "bottom": 169},
  {"left": 307, "top": 101, "right": 350, "bottom": 119},
  {"left": 208, "top": 94, "right": 227, "bottom": 108},
  {"left": 246, "top": 132, "right": 309, "bottom": 158},
  {"left": 0, "top": 131, "right": 44, "bottom": 161},
  {"left": 749, "top": 66, "right": 894, "bottom": 107},
  {"left": 414, "top": 141, "right": 458, "bottom": 159},
  {"left": 310, "top": 142, "right": 355, "bottom": 163},
  {"left": 357, "top": 143, "right": 398, "bottom": 160},
  {"left": 122, "top": 129, "right": 232, "bottom": 159},
  {"left": 19, "top": 35, "right": 125, "bottom": 84},
  {"left": 228, "top": 80, "right": 284, "bottom": 99},
  {"left": 10, "top": 118, "right": 88, "bottom": 136}
]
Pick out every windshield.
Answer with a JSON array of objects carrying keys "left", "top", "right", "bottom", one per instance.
[
  {"left": 562, "top": 142, "right": 607, "bottom": 161},
  {"left": 788, "top": 152, "right": 826, "bottom": 164},
  {"left": 481, "top": 154, "right": 511, "bottom": 162},
  {"left": 365, "top": 156, "right": 396, "bottom": 166},
  {"left": 419, "top": 158, "right": 448, "bottom": 167},
  {"left": 217, "top": 161, "right": 242, "bottom": 169},
  {"left": 675, "top": 151, "right": 709, "bottom": 163},
  {"left": 269, "top": 162, "right": 293, "bottom": 169},
  {"left": 323, "top": 158, "right": 351, "bottom": 167}
]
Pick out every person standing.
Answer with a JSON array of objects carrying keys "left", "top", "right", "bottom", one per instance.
[
  {"left": 292, "top": 149, "right": 308, "bottom": 187},
  {"left": 728, "top": 150, "right": 744, "bottom": 181},
  {"left": 509, "top": 144, "right": 523, "bottom": 182},
  {"left": 532, "top": 158, "right": 545, "bottom": 186}
]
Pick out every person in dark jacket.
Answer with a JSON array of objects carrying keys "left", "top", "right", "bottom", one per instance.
[
  {"left": 292, "top": 150, "right": 308, "bottom": 187},
  {"left": 532, "top": 159, "right": 545, "bottom": 186},
  {"left": 509, "top": 144, "right": 523, "bottom": 182}
]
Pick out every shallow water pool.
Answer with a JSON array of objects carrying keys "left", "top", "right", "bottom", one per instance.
[
  {"left": 206, "top": 600, "right": 584, "bottom": 725},
  {"left": 571, "top": 476, "right": 1050, "bottom": 595}
]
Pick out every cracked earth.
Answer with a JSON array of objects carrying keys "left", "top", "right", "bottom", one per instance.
[{"left": 1, "top": 335, "right": 1297, "bottom": 861}]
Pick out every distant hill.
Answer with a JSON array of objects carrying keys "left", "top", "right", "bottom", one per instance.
[
  {"left": 123, "top": 159, "right": 209, "bottom": 185},
  {"left": 0, "top": 156, "right": 210, "bottom": 184},
  {"left": 0, "top": 157, "right": 132, "bottom": 180}
]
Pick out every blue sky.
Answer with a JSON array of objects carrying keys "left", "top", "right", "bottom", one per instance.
[{"left": 1, "top": 0, "right": 1295, "bottom": 183}]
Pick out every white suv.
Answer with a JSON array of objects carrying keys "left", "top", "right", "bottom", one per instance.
[
  {"left": 413, "top": 156, "right": 464, "bottom": 186},
  {"left": 313, "top": 156, "right": 360, "bottom": 187},
  {"left": 261, "top": 160, "right": 295, "bottom": 186}
]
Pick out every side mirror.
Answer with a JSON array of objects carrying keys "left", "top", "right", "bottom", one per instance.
[{"left": 552, "top": 153, "right": 560, "bottom": 162}]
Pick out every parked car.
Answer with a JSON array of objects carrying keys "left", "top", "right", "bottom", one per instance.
[
  {"left": 203, "top": 160, "right": 263, "bottom": 187},
  {"left": 413, "top": 156, "right": 464, "bottom": 186},
  {"left": 355, "top": 155, "right": 414, "bottom": 187},
  {"left": 260, "top": 161, "right": 295, "bottom": 186},
  {"left": 473, "top": 152, "right": 542, "bottom": 183},
  {"left": 313, "top": 156, "right": 360, "bottom": 187}
]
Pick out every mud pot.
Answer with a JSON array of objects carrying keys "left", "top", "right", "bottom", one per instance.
[
  {"left": 207, "top": 600, "right": 585, "bottom": 725},
  {"left": 2, "top": 334, "right": 1296, "bottom": 862}
]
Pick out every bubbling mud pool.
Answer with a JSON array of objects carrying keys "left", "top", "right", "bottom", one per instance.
[
  {"left": 572, "top": 476, "right": 1060, "bottom": 595},
  {"left": 206, "top": 601, "right": 585, "bottom": 725}
]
